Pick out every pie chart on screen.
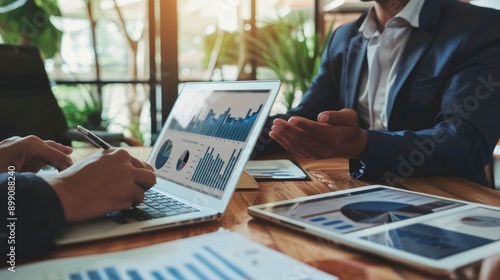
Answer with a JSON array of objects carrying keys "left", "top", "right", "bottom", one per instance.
[
  {"left": 461, "top": 216, "right": 500, "bottom": 227},
  {"left": 340, "top": 202, "right": 425, "bottom": 224},
  {"left": 176, "top": 150, "right": 190, "bottom": 171},
  {"left": 155, "top": 139, "right": 173, "bottom": 169}
]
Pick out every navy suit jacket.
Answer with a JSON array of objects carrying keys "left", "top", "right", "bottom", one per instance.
[
  {"left": 0, "top": 173, "right": 64, "bottom": 262},
  {"left": 257, "top": 0, "right": 500, "bottom": 186}
]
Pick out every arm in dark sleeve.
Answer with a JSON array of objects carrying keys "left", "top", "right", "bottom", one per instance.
[{"left": 1, "top": 173, "right": 65, "bottom": 263}]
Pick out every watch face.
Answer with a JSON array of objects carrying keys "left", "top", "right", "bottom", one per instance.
[{"left": 461, "top": 216, "right": 500, "bottom": 227}]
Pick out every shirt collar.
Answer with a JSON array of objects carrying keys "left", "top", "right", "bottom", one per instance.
[
  {"left": 359, "top": 6, "right": 379, "bottom": 39},
  {"left": 359, "top": 0, "right": 426, "bottom": 39},
  {"left": 398, "top": 0, "right": 425, "bottom": 28}
]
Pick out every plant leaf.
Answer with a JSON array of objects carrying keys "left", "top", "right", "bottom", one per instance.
[
  {"left": 0, "top": 0, "right": 62, "bottom": 58},
  {"left": 247, "top": 13, "right": 334, "bottom": 109}
]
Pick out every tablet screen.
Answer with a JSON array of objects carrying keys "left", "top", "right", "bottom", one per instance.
[
  {"left": 361, "top": 207, "right": 500, "bottom": 259},
  {"left": 261, "top": 187, "right": 465, "bottom": 234},
  {"left": 249, "top": 185, "right": 500, "bottom": 273}
]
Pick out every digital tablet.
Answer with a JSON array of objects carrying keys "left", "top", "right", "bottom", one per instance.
[{"left": 248, "top": 185, "right": 500, "bottom": 275}]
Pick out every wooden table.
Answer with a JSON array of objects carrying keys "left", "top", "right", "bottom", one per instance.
[{"left": 46, "top": 147, "right": 500, "bottom": 280}]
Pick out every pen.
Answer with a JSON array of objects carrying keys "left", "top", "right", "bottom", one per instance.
[
  {"left": 250, "top": 174, "right": 273, "bottom": 179},
  {"left": 76, "top": 125, "right": 113, "bottom": 149}
]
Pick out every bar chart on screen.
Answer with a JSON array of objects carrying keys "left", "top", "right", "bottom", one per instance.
[
  {"left": 191, "top": 146, "right": 242, "bottom": 191},
  {"left": 169, "top": 104, "right": 263, "bottom": 142}
]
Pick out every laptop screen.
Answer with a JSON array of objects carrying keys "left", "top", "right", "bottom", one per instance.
[{"left": 151, "top": 86, "right": 274, "bottom": 199}]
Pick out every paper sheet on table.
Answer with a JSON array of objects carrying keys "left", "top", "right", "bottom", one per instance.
[
  {"left": 2, "top": 229, "right": 337, "bottom": 280},
  {"left": 245, "top": 159, "right": 309, "bottom": 180}
]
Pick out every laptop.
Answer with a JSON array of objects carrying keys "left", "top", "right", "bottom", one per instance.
[
  {"left": 56, "top": 80, "right": 280, "bottom": 245},
  {"left": 248, "top": 185, "right": 500, "bottom": 276}
]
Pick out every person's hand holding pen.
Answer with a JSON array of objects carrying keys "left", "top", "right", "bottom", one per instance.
[{"left": 42, "top": 126, "right": 157, "bottom": 222}]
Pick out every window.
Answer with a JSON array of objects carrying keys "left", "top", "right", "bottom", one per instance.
[{"left": 49, "top": 0, "right": 154, "bottom": 144}]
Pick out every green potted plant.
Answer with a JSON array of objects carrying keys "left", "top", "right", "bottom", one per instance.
[
  {"left": 251, "top": 14, "right": 332, "bottom": 110},
  {"left": 0, "top": 0, "right": 62, "bottom": 58},
  {"left": 52, "top": 84, "right": 104, "bottom": 131}
]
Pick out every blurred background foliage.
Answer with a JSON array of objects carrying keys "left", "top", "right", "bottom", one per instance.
[
  {"left": 250, "top": 13, "right": 332, "bottom": 109},
  {"left": 0, "top": 0, "right": 62, "bottom": 58},
  {"left": 52, "top": 84, "right": 105, "bottom": 130}
]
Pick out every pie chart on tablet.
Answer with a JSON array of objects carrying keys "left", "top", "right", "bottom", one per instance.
[
  {"left": 461, "top": 216, "right": 500, "bottom": 227},
  {"left": 341, "top": 202, "right": 428, "bottom": 224}
]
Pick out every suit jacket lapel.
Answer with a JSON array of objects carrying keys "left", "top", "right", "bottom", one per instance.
[
  {"left": 345, "top": 34, "right": 368, "bottom": 108},
  {"left": 386, "top": 29, "right": 433, "bottom": 116},
  {"left": 386, "top": 0, "right": 443, "bottom": 123}
]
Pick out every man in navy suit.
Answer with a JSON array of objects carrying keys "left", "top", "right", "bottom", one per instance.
[{"left": 259, "top": 0, "right": 500, "bottom": 186}]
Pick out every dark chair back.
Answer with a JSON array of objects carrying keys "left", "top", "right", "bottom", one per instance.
[{"left": 0, "top": 45, "right": 70, "bottom": 145}]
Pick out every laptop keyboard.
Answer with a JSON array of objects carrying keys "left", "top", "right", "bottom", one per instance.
[{"left": 106, "top": 189, "right": 200, "bottom": 224}]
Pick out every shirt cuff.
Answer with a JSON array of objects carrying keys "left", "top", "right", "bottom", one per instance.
[{"left": 349, "top": 159, "right": 366, "bottom": 179}]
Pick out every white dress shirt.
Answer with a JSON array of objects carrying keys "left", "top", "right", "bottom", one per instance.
[{"left": 356, "top": 0, "right": 425, "bottom": 130}]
